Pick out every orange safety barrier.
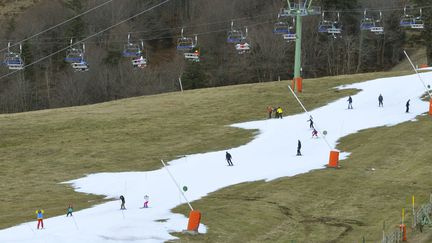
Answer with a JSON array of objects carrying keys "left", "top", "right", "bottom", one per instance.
[
  {"left": 419, "top": 64, "right": 428, "bottom": 69},
  {"left": 295, "top": 77, "right": 303, "bottom": 93},
  {"left": 328, "top": 150, "right": 339, "bottom": 168},
  {"left": 399, "top": 224, "right": 407, "bottom": 241},
  {"left": 429, "top": 99, "right": 432, "bottom": 116},
  {"left": 187, "top": 210, "right": 201, "bottom": 232}
]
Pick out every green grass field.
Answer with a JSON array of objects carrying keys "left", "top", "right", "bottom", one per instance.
[{"left": 1, "top": 70, "right": 431, "bottom": 242}]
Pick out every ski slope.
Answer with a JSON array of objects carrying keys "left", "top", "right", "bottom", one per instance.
[{"left": 1, "top": 73, "right": 431, "bottom": 243}]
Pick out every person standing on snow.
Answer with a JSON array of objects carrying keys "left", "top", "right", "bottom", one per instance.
[
  {"left": 120, "top": 195, "right": 126, "bottom": 210},
  {"left": 296, "top": 140, "right": 302, "bottom": 156},
  {"left": 267, "top": 106, "right": 273, "bottom": 119},
  {"left": 378, "top": 94, "right": 383, "bottom": 107},
  {"left": 66, "top": 204, "right": 73, "bottom": 217},
  {"left": 406, "top": 99, "right": 410, "bottom": 113},
  {"left": 312, "top": 129, "right": 318, "bottom": 138},
  {"left": 277, "top": 107, "right": 283, "bottom": 119},
  {"left": 226, "top": 151, "right": 233, "bottom": 166},
  {"left": 35, "top": 209, "right": 44, "bottom": 229},
  {"left": 143, "top": 195, "right": 149, "bottom": 208},
  {"left": 347, "top": 96, "right": 353, "bottom": 109},
  {"left": 307, "top": 116, "right": 314, "bottom": 129}
]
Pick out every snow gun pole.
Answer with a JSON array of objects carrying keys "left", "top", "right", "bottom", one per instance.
[
  {"left": 404, "top": 50, "right": 432, "bottom": 98},
  {"left": 288, "top": 85, "right": 333, "bottom": 150},
  {"left": 160, "top": 160, "right": 194, "bottom": 211}
]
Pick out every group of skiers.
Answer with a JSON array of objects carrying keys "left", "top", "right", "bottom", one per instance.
[
  {"left": 347, "top": 94, "right": 411, "bottom": 112},
  {"left": 34, "top": 196, "right": 150, "bottom": 229},
  {"left": 267, "top": 106, "right": 284, "bottom": 119}
]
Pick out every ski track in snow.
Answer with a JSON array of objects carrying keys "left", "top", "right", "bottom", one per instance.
[{"left": 1, "top": 73, "right": 432, "bottom": 243}]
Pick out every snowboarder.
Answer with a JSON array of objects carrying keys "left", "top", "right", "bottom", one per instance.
[
  {"left": 296, "top": 140, "right": 302, "bottom": 156},
  {"left": 267, "top": 106, "right": 273, "bottom": 119},
  {"left": 35, "top": 209, "right": 44, "bottom": 229},
  {"left": 66, "top": 204, "right": 73, "bottom": 217},
  {"left": 226, "top": 151, "right": 233, "bottom": 166},
  {"left": 347, "top": 96, "right": 353, "bottom": 109},
  {"left": 307, "top": 116, "right": 314, "bottom": 129},
  {"left": 120, "top": 195, "right": 126, "bottom": 210},
  {"left": 312, "top": 129, "right": 318, "bottom": 138},
  {"left": 143, "top": 195, "right": 149, "bottom": 208},
  {"left": 277, "top": 107, "right": 283, "bottom": 119},
  {"left": 406, "top": 99, "right": 410, "bottom": 113},
  {"left": 378, "top": 94, "right": 383, "bottom": 107}
]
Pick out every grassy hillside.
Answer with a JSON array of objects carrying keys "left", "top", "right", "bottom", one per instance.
[{"left": 2, "top": 70, "right": 432, "bottom": 242}]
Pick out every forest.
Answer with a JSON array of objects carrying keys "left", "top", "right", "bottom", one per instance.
[{"left": 0, "top": 0, "right": 430, "bottom": 113}]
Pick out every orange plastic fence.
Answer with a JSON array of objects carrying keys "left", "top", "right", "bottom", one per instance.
[
  {"left": 328, "top": 150, "right": 339, "bottom": 168},
  {"left": 187, "top": 210, "right": 201, "bottom": 232}
]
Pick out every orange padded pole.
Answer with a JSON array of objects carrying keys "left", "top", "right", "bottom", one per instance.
[
  {"left": 328, "top": 150, "right": 339, "bottom": 168},
  {"left": 399, "top": 224, "right": 407, "bottom": 241},
  {"left": 295, "top": 77, "right": 303, "bottom": 93},
  {"left": 429, "top": 99, "right": 432, "bottom": 116},
  {"left": 187, "top": 210, "right": 201, "bottom": 232}
]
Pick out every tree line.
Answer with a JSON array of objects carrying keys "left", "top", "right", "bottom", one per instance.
[{"left": 0, "top": 0, "right": 429, "bottom": 113}]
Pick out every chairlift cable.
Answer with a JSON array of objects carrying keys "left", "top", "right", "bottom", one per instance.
[
  {"left": 0, "top": 0, "right": 171, "bottom": 80},
  {"left": 0, "top": 0, "right": 113, "bottom": 53}
]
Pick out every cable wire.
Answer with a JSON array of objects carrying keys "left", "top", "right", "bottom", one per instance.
[
  {"left": 1, "top": 0, "right": 113, "bottom": 53},
  {"left": 0, "top": 0, "right": 171, "bottom": 81}
]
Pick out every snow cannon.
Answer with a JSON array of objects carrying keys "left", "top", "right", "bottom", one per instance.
[
  {"left": 429, "top": 98, "right": 432, "bottom": 116},
  {"left": 187, "top": 210, "right": 201, "bottom": 232},
  {"left": 327, "top": 150, "right": 340, "bottom": 168}
]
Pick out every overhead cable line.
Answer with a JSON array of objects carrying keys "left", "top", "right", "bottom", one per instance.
[
  {"left": 0, "top": 0, "right": 171, "bottom": 81},
  {"left": 1, "top": 0, "right": 113, "bottom": 53}
]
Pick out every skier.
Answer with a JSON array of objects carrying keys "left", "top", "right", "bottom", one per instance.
[
  {"left": 273, "top": 107, "right": 278, "bottom": 118},
  {"left": 277, "top": 107, "right": 283, "bottom": 119},
  {"left": 66, "top": 204, "right": 73, "bottom": 217},
  {"left": 347, "top": 96, "right": 353, "bottom": 109},
  {"left": 226, "top": 151, "right": 233, "bottom": 166},
  {"left": 378, "top": 94, "right": 383, "bottom": 107},
  {"left": 35, "top": 209, "right": 44, "bottom": 229},
  {"left": 143, "top": 195, "right": 149, "bottom": 208},
  {"left": 406, "top": 99, "right": 410, "bottom": 113},
  {"left": 307, "top": 116, "right": 314, "bottom": 129},
  {"left": 120, "top": 195, "right": 126, "bottom": 210},
  {"left": 267, "top": 106, "right": 273, "bottom": 119},
  {"left": 312, "top": 129, "right": 318, "bottom": 138},
  {"left": 296, "top": 140, "right": 302, "bottom": 156}
]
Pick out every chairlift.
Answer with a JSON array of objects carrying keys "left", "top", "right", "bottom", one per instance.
[
  {"left": 65, "top": 39, "right": 85, "bottom": 63},
  {"left": 132, "top": 56, "right": 147, "bottom": 68},
  {"left": 123, "top": 34, "right": 143, "bottom": 57},
  {"left": 184, "top": 48, "right": 200, "bottom": 62},
  {"left": 235, "top": 42, "right": 251, "bottom": 54},
  {"left": 4, "top": 42, "right": 24, "bottom": 70},
  {"left": 411, "top": 9, "right": 424, "bottom": 29},
  {"left": 318, "top": 12, "right": 333, "bottom": 33},
  {"left": 400, "top": 6, "right": 415, "bottom": 27},
  {"left": 177, "top": 28, "right": 196, "bottom": 51},
  {"left": 227, "top": 21, "right": 246, "bottom": 44},
  {"left": 273, "top": 21, "right": 290, "bottom": 34},
  {"left": 370, "top": 11, "right": 384, "bottom": 34},
  {"left": 71, "top": 61, "right": 89, "bottom": 72},
  {"left": 360, "top": 10, "right": 375, "bottom": 31}
]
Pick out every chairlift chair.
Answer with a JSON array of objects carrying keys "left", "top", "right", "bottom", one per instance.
[
  {"left": 123, "top": 34, "right": 143, "bottom": 57},
  {"left": 370, "top": 11, "right": 384, "bottom": 34},
  {"left": 235, "top": 42, "right": 251, "bottom": 54},
  {"left": 71, "top": 61, "right": 89, "bottom": 72},
  {"left": 227, "top": 21, "right": 246, "bottom": 44},
  {"left": 400, "top": 6, "right": 415, "bottom": 27},
  {"left": 4, "top": 43, "right": 24, "bottom": 70},
  {"left": 411, "top": 9, "right": 425, "bottom": 29},
  {"left": 283, "top": 33, "right": 296, "bottom": 42},
  {"left": 184, "top": 48, "right": 200, "bottom": 62},
  {"left": 360, "top": 10, "right": 376, "bottom": 31},
  {"left": 132, "top": 56, "right": 147, "bottom": 68},
  {"left": 273, "top": 21, "right": 290, "bottom": 34},
  {"left": 65, "top": 39, "right": 85, "bottom": 63},
  {"left": 177, "top": 28, "right": 196, "bottom": 51}
]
